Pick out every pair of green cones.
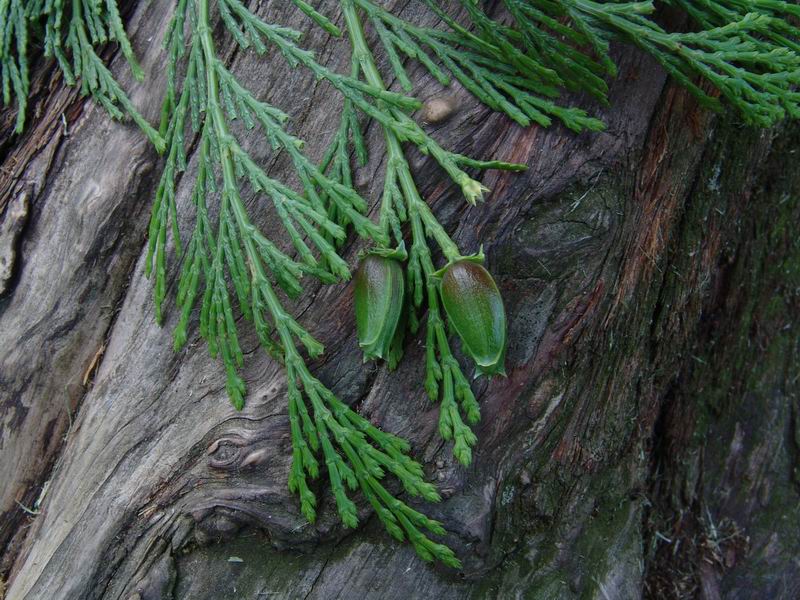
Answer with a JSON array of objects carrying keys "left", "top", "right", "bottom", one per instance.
[{"left": 355, "top": 246, "right": 507, "bottom": 378}]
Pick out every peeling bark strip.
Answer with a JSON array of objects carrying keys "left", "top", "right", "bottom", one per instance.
[
  {"left": 1, "top": 2, "right": 798, "bottom": 599},
  {"left": 0, "top": 190, "right": 31, "bottom": 296}
]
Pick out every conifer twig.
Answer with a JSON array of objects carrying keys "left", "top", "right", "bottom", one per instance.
[
  {"left": 338, "top": 0, "right": 486, "bottom": 466},
  {"left": 146, "top": 0, "right": 461, "bottom": 566},
  {"left": 457, "top": 0, "right": 800, "bottom": 127},
  {"left": 2, "top": 0, "right": 163, "bottom": 146},
  {"left": 356, "top": 0, "right": 605, "bottom": 131}
]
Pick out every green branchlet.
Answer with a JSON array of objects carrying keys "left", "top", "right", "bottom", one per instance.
[
  {"left": 147, "top": 0, "right": 373, "bottom": 405},
  {"left": 1, "top": 0, "right": 30, "bottom": 134},
  {"left": 459, "top": 0, "right": 800, "bottom": 128},
  {"left": 285, "top": 357, "right": 461, "bottom": 568},
  {"left": 578, "top": 0, "right": 800, "bottom": 126},
  {"left": 2, "top": 0, "right": 163, "bottom": 147},
  {"left": 340, "top": 0, "right": 491, "bottom": 470},
  {"left": 144, "top": 0, "right": 461, "bottom": 567},
  {"left": 6, "top": 1, "right": 800, "bottom": 139},
  {"left": 315, "top": 55, "right": 369, "bottom": 238}
]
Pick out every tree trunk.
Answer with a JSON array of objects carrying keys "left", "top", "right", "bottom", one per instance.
[{"left": 1, "top": 2, "right": 798, "bottom": 599}]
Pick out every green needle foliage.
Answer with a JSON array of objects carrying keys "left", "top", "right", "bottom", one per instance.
[
  {"left": 356, "top": 0, "right": 605, "bottom": 131},
  {"left": 569, "top": 0, "right": 800, "bottom": 126},
  {"left": 1, "top": 0, "right": 163, "bottom": 147},
  {"left": 334, "top": 0, "right": 506, "bottom": 467},
  {"left": 315, "top": 55, "right": 369, "bottom": 240},
  {"left": 668, "top": 0, "right": 800, "bottom": 122},
  {"left": 146, "top": 0, "right": 461, "bottom": 567},
  {"left": 6, "top": 0, "right": 800, "bottom": 569},
  {"left": 454, "top": 0, "right": 800, "bottom": 127},
  {"left": 148, "top": 0, "right": 392, "bottom": 405},
  {"left": 1, "top": 0, "right": 29, "bottom": 133}
]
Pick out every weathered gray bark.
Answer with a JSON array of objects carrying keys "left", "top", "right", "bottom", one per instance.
[{"left": 0, "top": 2, "right": 798, "bottom": 599}]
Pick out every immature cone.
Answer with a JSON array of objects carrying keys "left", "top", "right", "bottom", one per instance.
[
  {"left": 354, "top": 253, "right": 405, "bottom": 361},
  {"left": 440, "top": 260, "right": 507, "bottom": 377}
]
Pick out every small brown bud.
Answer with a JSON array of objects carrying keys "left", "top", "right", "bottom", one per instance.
[{"left": 420, "top": 95, "right": 459, "bottom": 125}]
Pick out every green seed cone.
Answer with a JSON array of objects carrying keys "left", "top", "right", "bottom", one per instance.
[
  {"left": 354, "top": 254, "right": 405, "bottom": 361},
  {"left": 440, "top": 261, "right": 506, "bottom": 377}
]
